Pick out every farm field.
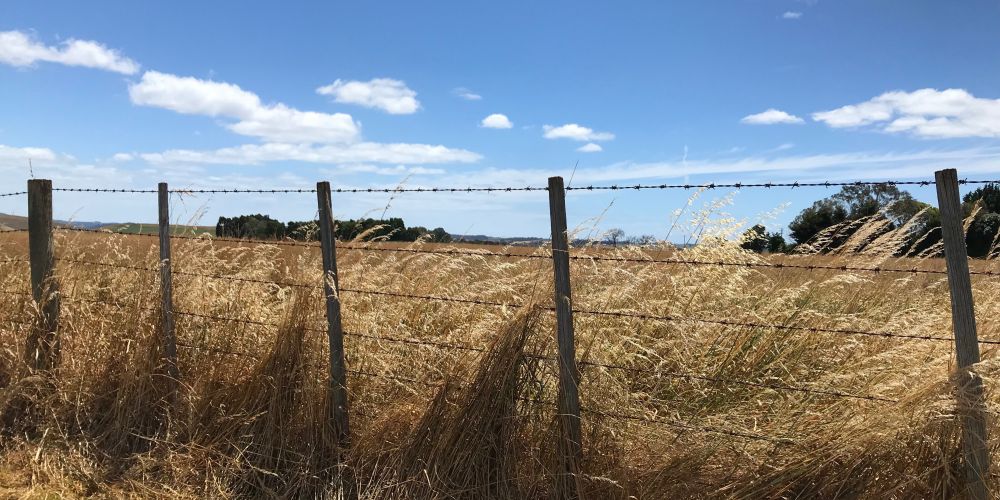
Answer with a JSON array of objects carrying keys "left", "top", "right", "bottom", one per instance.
[
  {"left": 0, "top": 223, "right": 998, "bottom": 498},
  {"left": 96, "top": 222, "right": 215, "bottom": 236}
]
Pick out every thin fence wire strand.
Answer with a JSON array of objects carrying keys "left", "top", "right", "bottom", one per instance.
[
  {"left": 37, "top": 258, "right": 1000, "bottom": 346},
  {"left": 46, "top": 227, "right": 1000, "bottom": 277},
  {"left": 25, "top": 178, "right": 1000, "bottom": 195}
]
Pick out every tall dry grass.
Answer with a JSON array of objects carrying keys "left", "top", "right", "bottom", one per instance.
[{"left": 0, "top": 202, "right": 998, "bottom": 498}]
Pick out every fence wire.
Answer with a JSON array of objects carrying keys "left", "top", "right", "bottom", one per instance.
[
  {"left": 38, "top": 257, "right": 1000, "bottom": 347},
  {"left": 15, "top": 178, "right": 1000, "bottom": 195},
  {"left": 43, "top": 226, "right": 1000, "bottom": 277}
]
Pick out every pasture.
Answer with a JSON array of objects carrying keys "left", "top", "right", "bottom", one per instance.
[{"left": 1, "top": 215, "right": 999, "bottom": 498}]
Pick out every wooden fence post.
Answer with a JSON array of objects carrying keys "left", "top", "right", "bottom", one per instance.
[
  {"left": 548, "top": 176, "right": 582, "bottom": 498},
  {"left": 158, "top": 183, "right": 179, "bottom": 387},
  {"left": 26, "top": 179, "right": 59, "bottom": 371},
  {"left": 935, "top": 168, "right": 989, "bottom": 500},
  {"left": 316, "top": 181, "right": 355, "bottom": 498}
]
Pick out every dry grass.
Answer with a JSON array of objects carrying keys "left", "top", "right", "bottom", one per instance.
[{"left": 0, "top": 207, "right": 999, "bottom": 499}]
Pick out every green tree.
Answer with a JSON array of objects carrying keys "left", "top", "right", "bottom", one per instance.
[
  {"left": 788, "top": 199, "right": 849, "bottom": 244},
  {"left": 960, "top": 183, "right": 1000, "bottom": 257},
  {"left": 832, "top": 184, "right": 908, "bottom": 220},
  {"left": 740, "top": 224, "right": 768, "bottom": 253},
  {"left": 428, "top": 227, "right": 452, "bottom": 243},
  {"left": 963, "top": 183, "right": 1000, "bottom": 214},
  {"left": 286, "top": 220, "right": 319, "bottom": 241},
  {"left": 216, "top": 214, "right": 285, "bottom": 239},
  {"left": 767, "top": 232, "right": 787, "bottom": 253},
  {"left": 967, "top": 212, "right": 1000, "bottom": 257}
]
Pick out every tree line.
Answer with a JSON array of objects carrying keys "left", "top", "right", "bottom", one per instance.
[
  {"left": 215, "top": 215, "right": 452, "bottom": 243},
  {"left": 739, "top": 182, "right": 1000, "bottom": 256},
  {"left": 214, "top": 182, "right": 1000, "bottom": 256}
]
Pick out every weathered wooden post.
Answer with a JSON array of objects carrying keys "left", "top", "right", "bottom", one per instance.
[
  {"left": 316, "top": 181, "right": 355, "bottom": 498},
  {"left": 158, "top": 183, "right": 179, "bottom": 386},
  {"left": 935, "top": 168, "right": 989, "bottom": 500},
  {"left": 26, "top": 179, "right": 59, "bottom": 371},
  {"left": 547, "top": 176, "right": 582, "bottom": 498}
]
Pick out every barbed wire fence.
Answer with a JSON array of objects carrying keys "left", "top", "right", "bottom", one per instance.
[{"left": 0, "top": 170, "right": 997, "bottom": 498}]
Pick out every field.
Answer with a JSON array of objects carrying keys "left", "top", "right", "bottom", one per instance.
[
  {"left": 96, "top": 223, "right": 215, "bottom": 236},
  {"left": 0, "top": 219, "right": 999, "bottom": 498}
]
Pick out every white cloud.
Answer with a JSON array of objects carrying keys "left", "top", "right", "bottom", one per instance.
[
  {"left": 324, "top": 164, "right": 446, "bottom": 176},
  {"left": 577, "top": 143, "right": 603, "bottom": 153},
  {"left": 129, "top": 71, "right": 361, "bottom": 144},
  {"left": 0, "top": 144, "right": 128, "bottom": 190},
  {"left": 740, "top": 109, "right": 805, "bottom": 125},
  {"left": 480, "top": 113, "right": 513, "bottom": 129},
  {"left": 0, "top": 30, "right": 139, "bottom": 74},
  {"left": 136, "top": 142, "right": 482, "bottom": 166},
  {"left": 782, "top": 11, "right": 803, "bottom": 19},
  {"left": 316, "top": 78, "right": 420, "bottom": 114},
  {"left": 427, "top": 147, "right": 1000, "bottom": 190},
  {"left": 111, "top": 153, "right": 134, "bottom": 162},
  {"left": 0, "top": 144, "right": 59, "bottom": 162},
  {"left": 542, "top": 123, "right": 615, "bottom": 142},
  {"left": 812, "top": 88, "right": 1000, "bottom": 138},
  {"left": 453, "top": 87, "right": 482, "bottom": 101}
]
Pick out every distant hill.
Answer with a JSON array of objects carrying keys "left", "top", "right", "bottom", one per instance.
[
  {"left": 0, "top": 213, "right": 210, "bottom": 236},
  {"left": 453, "top": 234, "right": 547, "bottom": 246}
]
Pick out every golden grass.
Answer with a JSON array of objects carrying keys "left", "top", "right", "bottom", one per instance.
[{"left": 1, "top": 213, "right": 999, "bottom": 498}]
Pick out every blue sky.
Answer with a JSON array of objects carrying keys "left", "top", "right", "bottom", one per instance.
[{"left": 2, "top": 0, "right": 1000, "bottom": 238}]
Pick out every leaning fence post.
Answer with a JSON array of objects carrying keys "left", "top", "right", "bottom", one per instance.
[
  {"left": 316, "top": 181, "right": 355, "bottom": 497},
  {"left": 935, "top": 168, "right": 989, "bottom": 500},
  {"left": 158, "top": 183, "right": 180, "bottom": 388},
  {"left": 547, "top": 176, "right": 582, "bottom": 497},
  {"left": 26, "top": 179, "right": 59, "bottom": 371}
]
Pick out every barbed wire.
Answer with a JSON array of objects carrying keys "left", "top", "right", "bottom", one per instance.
[
  {"left": 47, "top": 227, "right": 1000, "bottom": 277},
  {"left": 570, "top": 306, "right": 1000, "bottom": 345},
  {"left": 0, "top": 306, "right": 799, "bottom": 444},
  {"left": 0, "top": 191, "right": 27, "bottom": 197},
  {"left": 54, "top": 227, "right": 322, "bottom": 249},
  {"left": 578, "top": 360, "right": 895, "bottom": 403},
  {"left": 27, "top": 258, "right": 1000, "bottom": 346},
  {"left": 335, "top": 186, "right": 548, "bottom": 193},
  {"left": 55, "top": 257, "right": 158, "bottom": 273},
  {"left": 345, "top": 364, "right": 788, "bottom": 442},
  {"left": 171, "top": 308, "right": 491, "bottom": 354},
  {"left": 170, "top": 188, "right": 317, "bottom": 194},
  {"left": 339, "top": 244, "right": 545, "bottom": 259},
  {"left": 162, "top": 306, "right": 894, "bottom": 403},
  {"left": 566, "top": 254, "right": 974, "bottom": 276},
  {"left": 0, "top": 294, "right": 916, "bottom": 410},
  {"left": 26, "top": 178, "right": 1000, "bottom": 196},
  {"left": 176, "top": 340, "right": 250, "bottom": 358},
  {"left": 52, "top": 187, "right": 157, "bottom": 193},
  {"left": 562, "top": 179, "right": 1000, "bottom": 191},
  {"left": 579, "top": 406, "right": 793, "bottom": 443},
  {"left": 172, "top": 269, "right": 315, "bottom": 289},
  {"left": 339, "top": 287, "right": 522, "bottom": 309}
]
